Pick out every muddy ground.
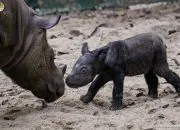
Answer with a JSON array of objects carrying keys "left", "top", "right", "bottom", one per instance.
[{"left": 0, "top": 3, "right": 180, "bottom": 130}]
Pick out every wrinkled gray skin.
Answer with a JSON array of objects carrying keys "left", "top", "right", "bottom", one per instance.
[
  {"left": 66, "top": 33, "right": 180, "bottom": 110},
  {"left": 0, "top": 0, "right": 67, "bottom": 102}
]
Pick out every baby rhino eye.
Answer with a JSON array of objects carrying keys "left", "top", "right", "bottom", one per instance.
[{"left": 80, "top": 67, "right": 87, "bottom": 74}]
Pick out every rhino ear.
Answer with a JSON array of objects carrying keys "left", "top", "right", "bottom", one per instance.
[
  {"left": 33, "top": 15, "right": 61, "bottom": 29},
  {"left": 82, "top": 42, "right": 89, "bottom": 54}
]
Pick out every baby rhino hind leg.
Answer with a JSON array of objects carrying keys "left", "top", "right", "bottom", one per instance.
[
  {"left": 144, "top": 71, "right": 158, "bottom": 99},
  {"left": 155, "top": 67, "right": 180, "bottom": 96},
  {"left": 154, "top": 44, "right": 180, "bottom": 96}
]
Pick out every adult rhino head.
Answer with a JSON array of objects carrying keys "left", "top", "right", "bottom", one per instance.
[{"left": 0, "top": 0, "right": 66, "bottom": 102}]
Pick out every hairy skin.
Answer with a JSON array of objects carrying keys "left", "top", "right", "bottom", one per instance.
[
  {"left": 66, "top": 33, "right": 180, "bottom": 110},
  {"left": 0, "top": 0, "right": 66, "bottom": 102}
]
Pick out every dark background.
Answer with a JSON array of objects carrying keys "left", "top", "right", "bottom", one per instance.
[{"left": 25, "top": 0, "right": 177, "bottom": 15}]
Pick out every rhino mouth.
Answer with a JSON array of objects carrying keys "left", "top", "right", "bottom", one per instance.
[
  {"left": 42, "top": 82, "right": 65, "bottom": 103},
  {"left": 45, "top": 84, "right": 60, "bottom": 103},
  {"left": 32, "top": 89, "right": 59, "bottom": 103},
  {"left": 44, "top": 95, "right": 58, "bottom": 103}
]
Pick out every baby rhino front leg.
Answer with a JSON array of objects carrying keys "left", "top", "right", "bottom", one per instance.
[
  {"left": 110, "top": 72, "right": 125, "bottom": 110},
  {"left": 80, "top": 74, "right": 111, "bottom": 103}
]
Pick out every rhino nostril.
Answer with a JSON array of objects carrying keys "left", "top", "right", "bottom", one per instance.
[
  {"left": 57, "top": 87, "right": 64, "bottom": 97},
  {"left": 46, "top": 80, "right": 65, "bottom": 97},
  {"left": 46, "top": 83, "right": 56, "bottom": 94}
]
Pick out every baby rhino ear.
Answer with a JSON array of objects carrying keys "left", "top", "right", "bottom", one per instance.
[{"left": 82, "top": 42, "right": 89, "bottom": 54}]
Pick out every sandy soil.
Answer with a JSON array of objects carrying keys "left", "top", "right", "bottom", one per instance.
[{"left": 0, "top": 3, "right": 180, "bottom": 130}]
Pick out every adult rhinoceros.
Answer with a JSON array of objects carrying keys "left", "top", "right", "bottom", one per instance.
[{"left": 0, "top": 0, "right": 66, "bottom": 102}]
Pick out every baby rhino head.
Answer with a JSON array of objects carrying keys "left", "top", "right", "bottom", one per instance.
[{"left": 66, "top": 43, "right": 100, "bottom": 88}]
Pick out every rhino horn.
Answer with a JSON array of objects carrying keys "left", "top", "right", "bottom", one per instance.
[{"left": 59, "top": 64, "right": 67, "bottom": 76}]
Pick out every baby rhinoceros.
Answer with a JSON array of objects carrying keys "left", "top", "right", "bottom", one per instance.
[{"left": 66, "top": 33, "right": 180, "bottom": 110}]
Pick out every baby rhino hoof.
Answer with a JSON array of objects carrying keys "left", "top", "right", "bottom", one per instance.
[
  {"left": 110, "top": 104, "right": 125, "bottom": 111},
  {"left": 148, "top": 93, "right": 158, "bottom": 99},
  {"left": 80, "top": 94, "right": 93, "bottom": 104}
]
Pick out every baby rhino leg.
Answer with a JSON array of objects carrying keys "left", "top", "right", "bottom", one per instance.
[
  {"left": 80, "top": 73, "right": 111, "bottom": 103},
  {"left": 110, "top": 72, "right": 125, "bottom": 110},
  {"left": 155, "top": 67, "right": 180, "bottom": 96},
  {"left": 154, "top": 45, "right": 180, "bottom": 96},
  {"left": 144, "top": 71, "right": 158, "bottom": 99}
]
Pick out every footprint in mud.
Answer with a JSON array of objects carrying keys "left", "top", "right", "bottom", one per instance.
[
  {"left": 159, "top": 86, "right": 176, "bottom": 98},
  {"left": 61, "top": 100, "right": 85, "bottom": 110},
  {"left": 93, "top": 99, "right": 110, "bottom": 109},
  {"left": 149, "top": 113, "right": 166, "bottom": 122},
  {"left": 6, "top": 109, "right": 21, "bottom": 115},
  {"left": 3, "top": 116, "right": 16, "bottom": 121},
  {"left": 3, "top": 87, "right": 25, "bottom": 97},
  {"left": 3, "top": 108, "right": 22, "bottom": 121},
  {"left": 124, "top": 93, "right": 150, "bottom": 108},
  {"left": 19, "top": 94, "right": 33, "bottom": 99},
  {"left": 0, "top": 92, "right": 4, "bottom": 97},
  {"left": 103, "top": 122, "right": 116, "bottom": 128},
  {"left": 148, "top": 108, "right": 158, "bottom": 114},
  {"left": 1, "top": 99, "right": 9, "bottom": 105},
  {"left": 124, "top": 98, "right": 136, "bottom": 106},
  {"left": 60, "top": 107, "right": 71, "bottom": 113},
  {"left": 49, "top": 35, "right": 57, "bottom": 39},
  {"left": 161, "top": 103, "right": 169, "bottom": 109},
  {"left": 62, "top": 121, "right": 75, "bottom": 130},
  {"left": 8, "top": 89, "right": 23, "bottom": 96},
  {"left": 94, "top": 122, "right": 116, "bottom": 129},
  {"left": 69, "top": 30, "right": 82, "bottom": 37},
  {"left": 126, "top": 124, "right": 134, "bottom": 130},
  {"left": 156, "top": 113, "right": 165, "bottom": 120},
  {"left": 92, "top": 110, "right": 99, "bottom": 116},
  {"left": 151, "top": 24, "right": 180, "bottom": 38},
  {"left": 136, "top": 88, "right": 146, "bottom": 97},
  {"left": 170, "top": 120, "right": 177, "bottom": 125},
  {"left": 124, "top": 92, "right": 133, "bottom": 97},
  {"left": 92, "top": 91, "right": 153, "bottom": 110},
  {"left": 54, "top": 120, "right": 77, "bottom": 130},
  {"left": 94, "top": 124, "right": 101, "bottom": 128}
]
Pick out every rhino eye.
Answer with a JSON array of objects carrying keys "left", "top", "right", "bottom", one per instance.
[{"left": 80, "top": 67, "right": 87, "bottom": 74}]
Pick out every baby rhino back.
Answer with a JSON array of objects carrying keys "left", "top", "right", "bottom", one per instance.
[{"left": 123, "top": 33, "right": 165, "bottom": 76}]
